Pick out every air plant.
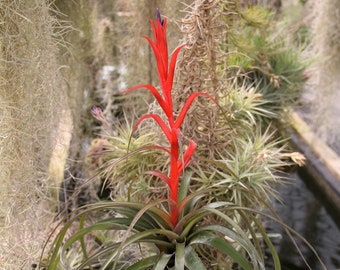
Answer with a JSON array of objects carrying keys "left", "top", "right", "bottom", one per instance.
[
  {"left": 118, "top": 9, "right": 214, "bottom": 226},
  {"left": 41, "top": 9, "right": 325, "bottom": 270},
  {"left": 226, "top": 5, "right": 307, "bottom": 117}
]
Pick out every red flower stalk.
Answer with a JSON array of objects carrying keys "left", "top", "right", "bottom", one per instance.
[{"left": 121, "top": 9, "right": 212, "bottom": 226}]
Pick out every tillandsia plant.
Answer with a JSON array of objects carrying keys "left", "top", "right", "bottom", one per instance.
[
  {"left": 41, "top": 10, "right": 326, "bottom": 270},
  {"left": 226, "top": 5, "right": 307, "bottom": 117},
  {"left": 119, "top": 9, "right": 214, "bottom": 227}
]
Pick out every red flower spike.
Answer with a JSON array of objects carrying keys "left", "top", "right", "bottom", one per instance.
[
  {"left": 152, "top": 15, "right": 168, "bottom": 68},
  {"left": 143, "top": 11, "right": 185, "bottom": 111},
  {"left": 144, "top": 16, "right": 169, "bottom": 92},
  {"left": 143, "top": 35, "right": 168, "bottom": 90},
  {"left": 119, "top": 10, "right": 213, "bottom": 227}
]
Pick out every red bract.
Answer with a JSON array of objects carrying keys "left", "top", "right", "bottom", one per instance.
[{"left": 121, "top": 10, "right": 212, "bottom": 226}]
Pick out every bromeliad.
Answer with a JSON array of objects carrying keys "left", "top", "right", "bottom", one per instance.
[
  {"left": 44, "top": 9, "right": 300, "bottom": 270},
  {"left": 122, "top": 9, "right": 212, "bottom": 226}
]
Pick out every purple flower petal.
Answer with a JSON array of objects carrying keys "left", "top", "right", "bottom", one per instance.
[{"left": 156, "top": 8, "right": 164, "bottom": 26}]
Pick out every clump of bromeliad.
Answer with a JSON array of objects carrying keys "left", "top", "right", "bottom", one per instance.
[{"left": 42, "top": 10, "right": 311, "bottom": 270}]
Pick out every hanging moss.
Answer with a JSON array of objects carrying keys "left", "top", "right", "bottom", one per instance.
[{"left": 0, "top": 0, "right": 66, "bottom": 267}]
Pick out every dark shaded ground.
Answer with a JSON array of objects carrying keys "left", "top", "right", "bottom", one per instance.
[{"left": 266, "top": 171, "right": 340, "bottom": 270}]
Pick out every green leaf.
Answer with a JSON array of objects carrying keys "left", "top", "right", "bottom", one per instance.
[
  {"left": 251, "top": 215, "right": 281, "bottom": 270},
  {"left": 62, "top": 221, "right": 123, "bottom": 252},
  {"left": 178, "top": 171, "right": 192, "bottom": 201},
  {"left": 192, "top": 224, "right": 263, "bottom": 269},
  {"left": 153, "top": 253, "right": 173, "bottom": 270},
  {"left": 126, "top": 255, "right": 160, "bottom": 270},
  {"left": 175, "top": 239, "right": 185, "bottom": 270},
  {"left": 92, "top": 228, "right": 177, "bottom": 269},
  {"left": 184, "top": 246, "right": 206, "bottom": 270},
  {"left": 112, "top": 200, "right": 172, "bottom": 230},
  {"left": 79, "top": 214, "right": 90, "bottom": 266},
  {"left": 189, "top": 231, "right": 253, "bottom": 270}
]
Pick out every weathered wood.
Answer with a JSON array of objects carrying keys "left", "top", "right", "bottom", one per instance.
[{"left": 290, "top": 111, "right": 340, "bottom": 222}]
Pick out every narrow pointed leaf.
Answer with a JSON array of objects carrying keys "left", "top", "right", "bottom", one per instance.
[
  {"left": 252, "top": 215, "right": 281, "bottom": 270},
  {"left": 166, "top": 44, "right": 185, "bottom": 94},
  {"left": 145, "top": 170, "right": 170, "bottom": 186},
  {"left": 177, "top": 140, "right": 196, "bottom": 172},
  {"left": 177, "top": 171, "right": 192, "bottom": 202},
  {"left": 134, "top": 114, "right": 171, "bottom": 142},
  {"left": 121, "top": 84, "right": 171, "bottom": 117}
]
